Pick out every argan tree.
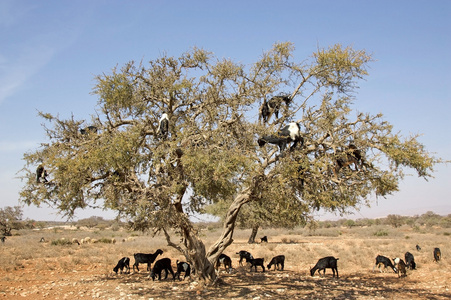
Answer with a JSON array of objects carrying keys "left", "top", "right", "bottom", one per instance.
[
  {"left": 19, "top": 42, "right": 440, "bottom": 283},
  {"left": 0, "top": 206, "right": 23, "bottom": 236}
]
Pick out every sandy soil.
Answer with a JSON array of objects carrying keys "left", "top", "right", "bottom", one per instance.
[{"left": 0, "top": 232, "right": 449, "bottom": 299}]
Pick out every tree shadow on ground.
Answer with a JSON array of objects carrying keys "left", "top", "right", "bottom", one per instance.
[{"left": 103, "top": 269, "right": 451, "bottom": 300}]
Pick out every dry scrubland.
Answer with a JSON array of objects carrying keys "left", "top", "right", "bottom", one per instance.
[{"left": 0, "top": 225, "right": 450, "bottom": 299}]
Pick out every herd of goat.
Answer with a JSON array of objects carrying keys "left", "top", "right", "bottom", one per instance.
[{"left": 112, "top": 242, "right": 442, "bottom": 281}]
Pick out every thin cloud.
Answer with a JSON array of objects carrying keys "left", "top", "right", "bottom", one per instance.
[
  {"left": 0, "top": 44, "right": 56, "bottom": 104},
  {"left": 0, "top": 1, "right": 87, "bottom": 105},
  {"left": 0, "top": 0, "right": 36, "bottom": 28}
]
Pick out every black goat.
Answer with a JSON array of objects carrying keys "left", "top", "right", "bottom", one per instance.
[
  {"left": 133, "top": 249, "right": 163, "bottom": 272},
  {"left": 259, "top": 95, "right": 291, "bottom": 124},
  {"left": 258, "top": 122, "right": 303, "bottom": 153},
  {"left": 416, "top": 244, "right": 421, "bottom": 251},
  {"left": 310, "top": 256, "right": 339, "bottom": 278},
  {"left": 433, "top": 248, "right": 441, "bottom": 262},
  {"left": 0, "top": 236, "right": 5, "bottom": 244},
  {"left": 248, "top": 258, "right": 265, "bottom": 272},
  {"left": 405, "top": 252, "right": 416, "bottom": 270},
  {"left": 260, "top": 236, "right": 268, "bottom": 243},
  {"left": 267, "top": 255, "right": 285, "bottom": 271},
  {"left": 36, "top": 164, "right": 48, "bottom": 183},
  {"left": 397, "top": 259, "right": 407, "bottom": 278},
  {"left": 216, "top": 254, "right": 232, "bottom": 273},
  {"left": 174, "top": 261, "right": 191, "bottom": 280},
  {"left": 373, "top": 255, "right": 397, "bottom": 273},
  {"left": 334, "top": 144, "right": 363, "bottom": 176},
  {"left": 150, "top": 258, "right": 175, "bottom": 281},
  {"left": 236, "top": 250, "right": 254, "bottom": 266},
  {"left": 80, "top": 126, "right": 98, "bottom": 135},
  {"left": 157, "top": 113, "right": 169, "bottom": 139},
  {"left": 113, "top": 257, "right": 130, "bottom": 274}
]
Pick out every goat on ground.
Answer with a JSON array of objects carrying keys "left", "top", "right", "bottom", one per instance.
[
  {"left": 133, "top": 249, "right": 163, "bottom": 272},
  {"left": 433, "top": 248, "right": 441, "bottom": 262},
  {"left": 405, "top": 252, "right": 416, "bottom": 270},
  {"left": 0, "top": 236, "right": 5, "bottom": 244},
  {"left": 149, "top": 258, "right": 175, "bottom": 281},
  {"left": 397, "top": 259, "right": 407, "bottom": 278},
  {"left": 248, "top": 258, "right": 265, "bottom": 272},
  {"left": 260, "top": 236, "right": 268, "bottom": 243},
  {"left": 310, "top": 256, "right": 339, "bottom": 278},
  {"left": 373, "top": 255, "right": 397, "bottom": 273},
  {"left": 257, "top": 122, "right": 303, "bottom": 153},
  {"left": 216, "top": 253, "right": 233, "bottom": 273},
  {"left": 113, "top": 257, "right": 130, "bottom": 274},
  {"left": 236, "top": 250, "right": 254, "bottom": 266},
  {"left": 174, "top": 261, "right": 191, "bottom": 280},
  {"left": 416, "top": 244, "right": 421, "bottom": 251},
  {"left": 267, "top": 255, "right": 285, "bottom": 271}
]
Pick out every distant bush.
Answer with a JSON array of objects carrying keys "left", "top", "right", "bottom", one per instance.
[
  {"left": 51, "top": 239, "right": 73, "bottom": 246},
  {"left": 281, "top": 237, "right": 298, "bottom": 243},
  {"left": 373, "top": 229, "right": 389, "bottom": 237},
  {"left": 97, "top": 238, "right": 113, "bottom": 244},
  {"left": 306, "top": 229, "right": 340, "bottom": 237}
]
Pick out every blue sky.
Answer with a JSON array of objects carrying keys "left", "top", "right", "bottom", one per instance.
[{"left": 1, "top": 0, "right": 450, "bottom": 221}]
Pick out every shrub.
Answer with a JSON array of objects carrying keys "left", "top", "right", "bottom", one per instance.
[
  {"left": 51, "top": 239, "right": 73, "bottom": 246},
  {"left": 97, "top": 238, "right": 113, "bottom": 244},
  {"left": 373, "top": 229, "right": 389, "bottom": 237}
]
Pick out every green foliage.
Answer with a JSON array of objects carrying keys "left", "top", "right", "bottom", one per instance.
[
  {"left": 386, "top": 214, "right": 404, "bottom": 228},
  {"left": 0, "top": 206, "right": 23, "bottom": 236},
  {"left": 374, "top": 229, "right": 389, "bottom": 236},
  {"left": 344, "top": 219, "right": 356, "bottom": 228},
  {"left": 51, "top": 239, "right": 73, "bottom": 246},
  {"left": 17, "top": 43, "right": 444, "bottom": 281}
]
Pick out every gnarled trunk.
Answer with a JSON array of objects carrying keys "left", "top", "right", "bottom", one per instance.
[
  {"left": 248, "top": 224, "right": 259, "bottom": 244},
  {"left": 206, "top": 187, "right": 253, "bottom": 273},
  {"left": 167, "top": 176, "right": 263, "bottom": 284}
]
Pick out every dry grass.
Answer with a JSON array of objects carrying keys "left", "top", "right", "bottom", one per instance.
[{"left": 0, "top": 225, "right": 450, "bottom": 299}]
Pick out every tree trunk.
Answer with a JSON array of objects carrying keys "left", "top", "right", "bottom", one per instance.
[
  {"left": 163, "top": 225, "right": 217, "bottom": 283},
  {"left": 206, "top": 187, "right": 253, "bottom": 271},
  {"left": 248, "top": 224, "right": 259, "bottom": 244},
  {"left": 167, "top": 176, "right": 262, "bottom": 284}
]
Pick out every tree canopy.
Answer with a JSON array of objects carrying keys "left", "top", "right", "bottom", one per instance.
[
  {"left": 19, "top": 42, "right": 441, "bottom": 282},
  {"left": 0, "top": 206, "right": 23, "bottom": 236}
]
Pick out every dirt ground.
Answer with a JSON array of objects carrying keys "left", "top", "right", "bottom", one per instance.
[{"left": 0, "top": 228, "right": 450, "bottom": 299}]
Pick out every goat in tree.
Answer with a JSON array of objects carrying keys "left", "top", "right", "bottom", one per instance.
[
  {"left": 259, "top": 95, "right": 292, "bottom": 124},
  {"left": 333, "top": 144, "right": 365, "bottom": 177},
  {"left": 157, "top": 113, "right": 169, "bottom": 139},
  {"left": 36, "top": 165, "right": 48, "bottom": 183},
  {"left": 79, "top": 126, "right": 98, "bottom": 135},
  {"left": 258, "top": 122, "right": 303, "bottom": 152}
]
